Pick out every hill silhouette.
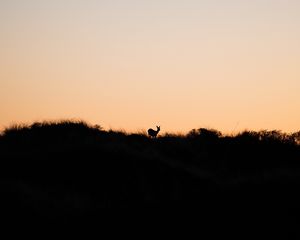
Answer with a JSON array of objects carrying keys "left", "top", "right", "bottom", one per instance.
[{"left": 1, "top": 120, "right": 300, "bottom": 220}]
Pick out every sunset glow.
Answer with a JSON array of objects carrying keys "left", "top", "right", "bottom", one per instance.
[{"left": 1, "top": 0, "right": 300, "bottom": 133}]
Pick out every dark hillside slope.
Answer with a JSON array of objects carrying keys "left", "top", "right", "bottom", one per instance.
[{"left": 0, "top": 121, "right": 300, "bottom": 218}]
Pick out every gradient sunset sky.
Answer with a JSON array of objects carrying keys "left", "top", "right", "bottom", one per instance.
[{"left": 1, "top": 0, "right": 299, "bottom": 133}]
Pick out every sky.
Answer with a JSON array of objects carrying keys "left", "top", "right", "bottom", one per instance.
[{"left": 0, "top": 0, "right": 300, "bottom": 134}]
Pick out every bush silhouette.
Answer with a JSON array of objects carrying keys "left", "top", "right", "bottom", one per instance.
[
  {"left": 187, "top": 128, "right": 221, "bottom": 141},
  {"left": 0, "top": 120, "right": 300, "bottom": 219}
]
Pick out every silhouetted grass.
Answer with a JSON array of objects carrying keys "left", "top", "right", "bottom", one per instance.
[{"left": 0, "top": 120, "right": 300, "bottom": 219}]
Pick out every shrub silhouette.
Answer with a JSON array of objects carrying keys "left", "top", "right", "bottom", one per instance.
[
  {"left": 0, "top": 120, "right": 300, "bottom": 219},
  {"left": 187, "top": 128, "right": 221, "bottom": 141}
]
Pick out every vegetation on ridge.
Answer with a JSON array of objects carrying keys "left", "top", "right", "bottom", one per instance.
[{"left": 0, "top": 120, "right": 300, "bottom": 216}]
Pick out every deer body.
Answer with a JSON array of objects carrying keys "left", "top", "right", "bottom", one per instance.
[{"left": 148, "top": 126, "right": 160, "bottom": 138}]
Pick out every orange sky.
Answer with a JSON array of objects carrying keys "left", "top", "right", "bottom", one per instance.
[{"left": 1, "top": 0, "right": 300, "bottom": 134}]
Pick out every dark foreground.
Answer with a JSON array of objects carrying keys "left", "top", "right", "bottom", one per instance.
[{"left": 1, "top": 121, "right": 300, "bottom": 220}]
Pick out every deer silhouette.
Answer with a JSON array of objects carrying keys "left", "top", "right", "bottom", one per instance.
[{"left": 148, "top": 126, "right": 160, "bottom": 138}]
